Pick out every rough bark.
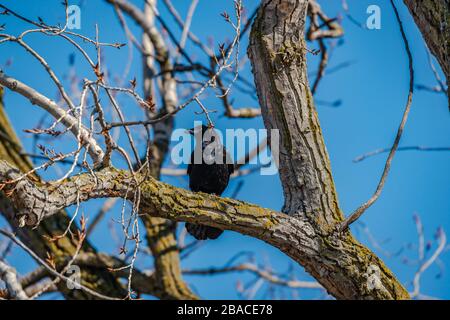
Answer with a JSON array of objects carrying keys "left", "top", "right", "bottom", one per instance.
[
  {"left": 137, "top": 0, "right": 197, "bottom": 300},
  {"left": 247, "top": 0, "right": 409, "bottom": 299},
  {"left": 141, "top": 121, "right": 197, "bottom": 300},
  {"left": 0, "top": 157, "right": 408, "bottom": 299},
  {"left": 0, "top": 0, "right": 415, "bottom": 300},
  {"left": 0, "top": 0, "right": 195, "bottom": 300},
  {"left": 403, "top": 0, "right": 450, "bottom": 106}
]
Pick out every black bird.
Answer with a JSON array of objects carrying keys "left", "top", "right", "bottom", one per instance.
[{"left": 185, "top": 125, "right": 234, "bottom": 240}]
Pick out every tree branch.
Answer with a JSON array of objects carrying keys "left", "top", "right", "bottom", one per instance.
[
  {"left": 0, "top": 159, "right": 408, "bottom": 299},
  {"left": 0, "top": 71, "right": 104, "bottom": 165},
  {"left": 0, "top": 260, "right": 29, "bottom": 300},
  {"left": 0, "top": 87, "right": 128, "bottom": 299},
  {"left": 248, "top": 0, "right": 409, "bottom": 299},
  {"left": 183, "top": 263, "right": 323, "bottom": 290},
  {"left": 339, "top": 0, "right": 415, "bottom": 230}
]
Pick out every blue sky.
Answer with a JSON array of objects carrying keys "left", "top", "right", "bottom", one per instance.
[{"left": 0, "top": 0, "right": 449, "bottom": 299}]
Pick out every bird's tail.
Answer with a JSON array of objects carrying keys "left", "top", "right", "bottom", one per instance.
[{"left": 185, "top": 223, "right": 223, "bottom": 240}]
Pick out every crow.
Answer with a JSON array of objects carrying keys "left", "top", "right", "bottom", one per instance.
[{"left": 185, "top": 125, "right": 234, "bottom": 240}]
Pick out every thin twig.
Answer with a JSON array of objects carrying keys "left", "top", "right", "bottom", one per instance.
[
  {"left": 410, "top": 227, "right": 447, "bottom": 298},
  {"left": 339, "top": 0, "right": 414, "bottom": 231},
  {"left": 0, "top": 229, "right": 120, "bottom": 300},
  {"left": 353, "top": 146, "right": 450, "bottom": 162},
  {"left": 183, "top": 263, "right": 322, "bottom": 290}
]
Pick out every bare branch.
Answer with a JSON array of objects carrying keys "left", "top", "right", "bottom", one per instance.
[
  {"left": 178, "top": 0, "right": 199, "bottom": 55},
  {"left": 0, "top": 260, "right": 29, "bottom": 300},
  {"left": 353, "top": 146, "right": 450, "bottom": 163},
  {"left": 183, "top": 263, "right": 322, "bottom": 290},
  {"left": 0, "top": 71, "right": 104, "bottom": 165},
  {"left": 86, "top": 198, "right": 118, "bottom": 236},
  {"left": 162, "top": 0, "right": 214, "bottom": 57},
  {"left": 0, "top": 159, "right": 409, "bottom": 299},
  {"left": 411, "top": 227, "right": 447, "bottom": 298},
  {"left": 339, "top": 0, "right": 415, "bottom": 231},
  {"left": 0, "top": 229, "right": 120, "bottom": 300}
]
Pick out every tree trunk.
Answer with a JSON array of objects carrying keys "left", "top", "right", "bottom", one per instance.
[
  {"left": 0, "top": 0, "right": 420, "bottom": 300},
  {"left": 248, "top": 0, "right": 409, "bottom": 299},
  {"left": 403, "top": 0, "right": 450, "bottom": 107},
  {"left": 138, "top": 0, "right": 197, "bottom": 299}
]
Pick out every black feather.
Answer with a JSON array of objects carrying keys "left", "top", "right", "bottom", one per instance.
[{"left": 185, "top": 125, "right": 234, "bottom": 240}]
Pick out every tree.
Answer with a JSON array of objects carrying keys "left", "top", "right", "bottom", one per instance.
[
  {"left": 0, "top": 0, "right": 447, "bottom": 300},
  {"left": 403, "top": 0, "right": 449, "bottom": 108}
]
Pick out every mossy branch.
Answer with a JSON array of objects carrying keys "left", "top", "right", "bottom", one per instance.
[{"left": 0, "top": 160, "right": 409, "bottom": 299}]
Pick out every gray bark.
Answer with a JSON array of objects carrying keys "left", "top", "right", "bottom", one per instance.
[
  {"left": 403, "top": 0, "right": 450, "bottom": 106},
  {"left": 0, "top": 0, "right": 417, "bottom": 300},
  {"left": 248, "top": 0, "right": 409, "bottom": 299}
]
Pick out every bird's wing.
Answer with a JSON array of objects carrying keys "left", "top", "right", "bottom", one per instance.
[
  {"left": 224, "top": 147, "right": 235, "bottom": 174},
  {"left": 228, "top": 163, "right": 235, "bottom": 175},
  {"left": 187, "top": 151, "right": 194, "bottom": 175}
]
